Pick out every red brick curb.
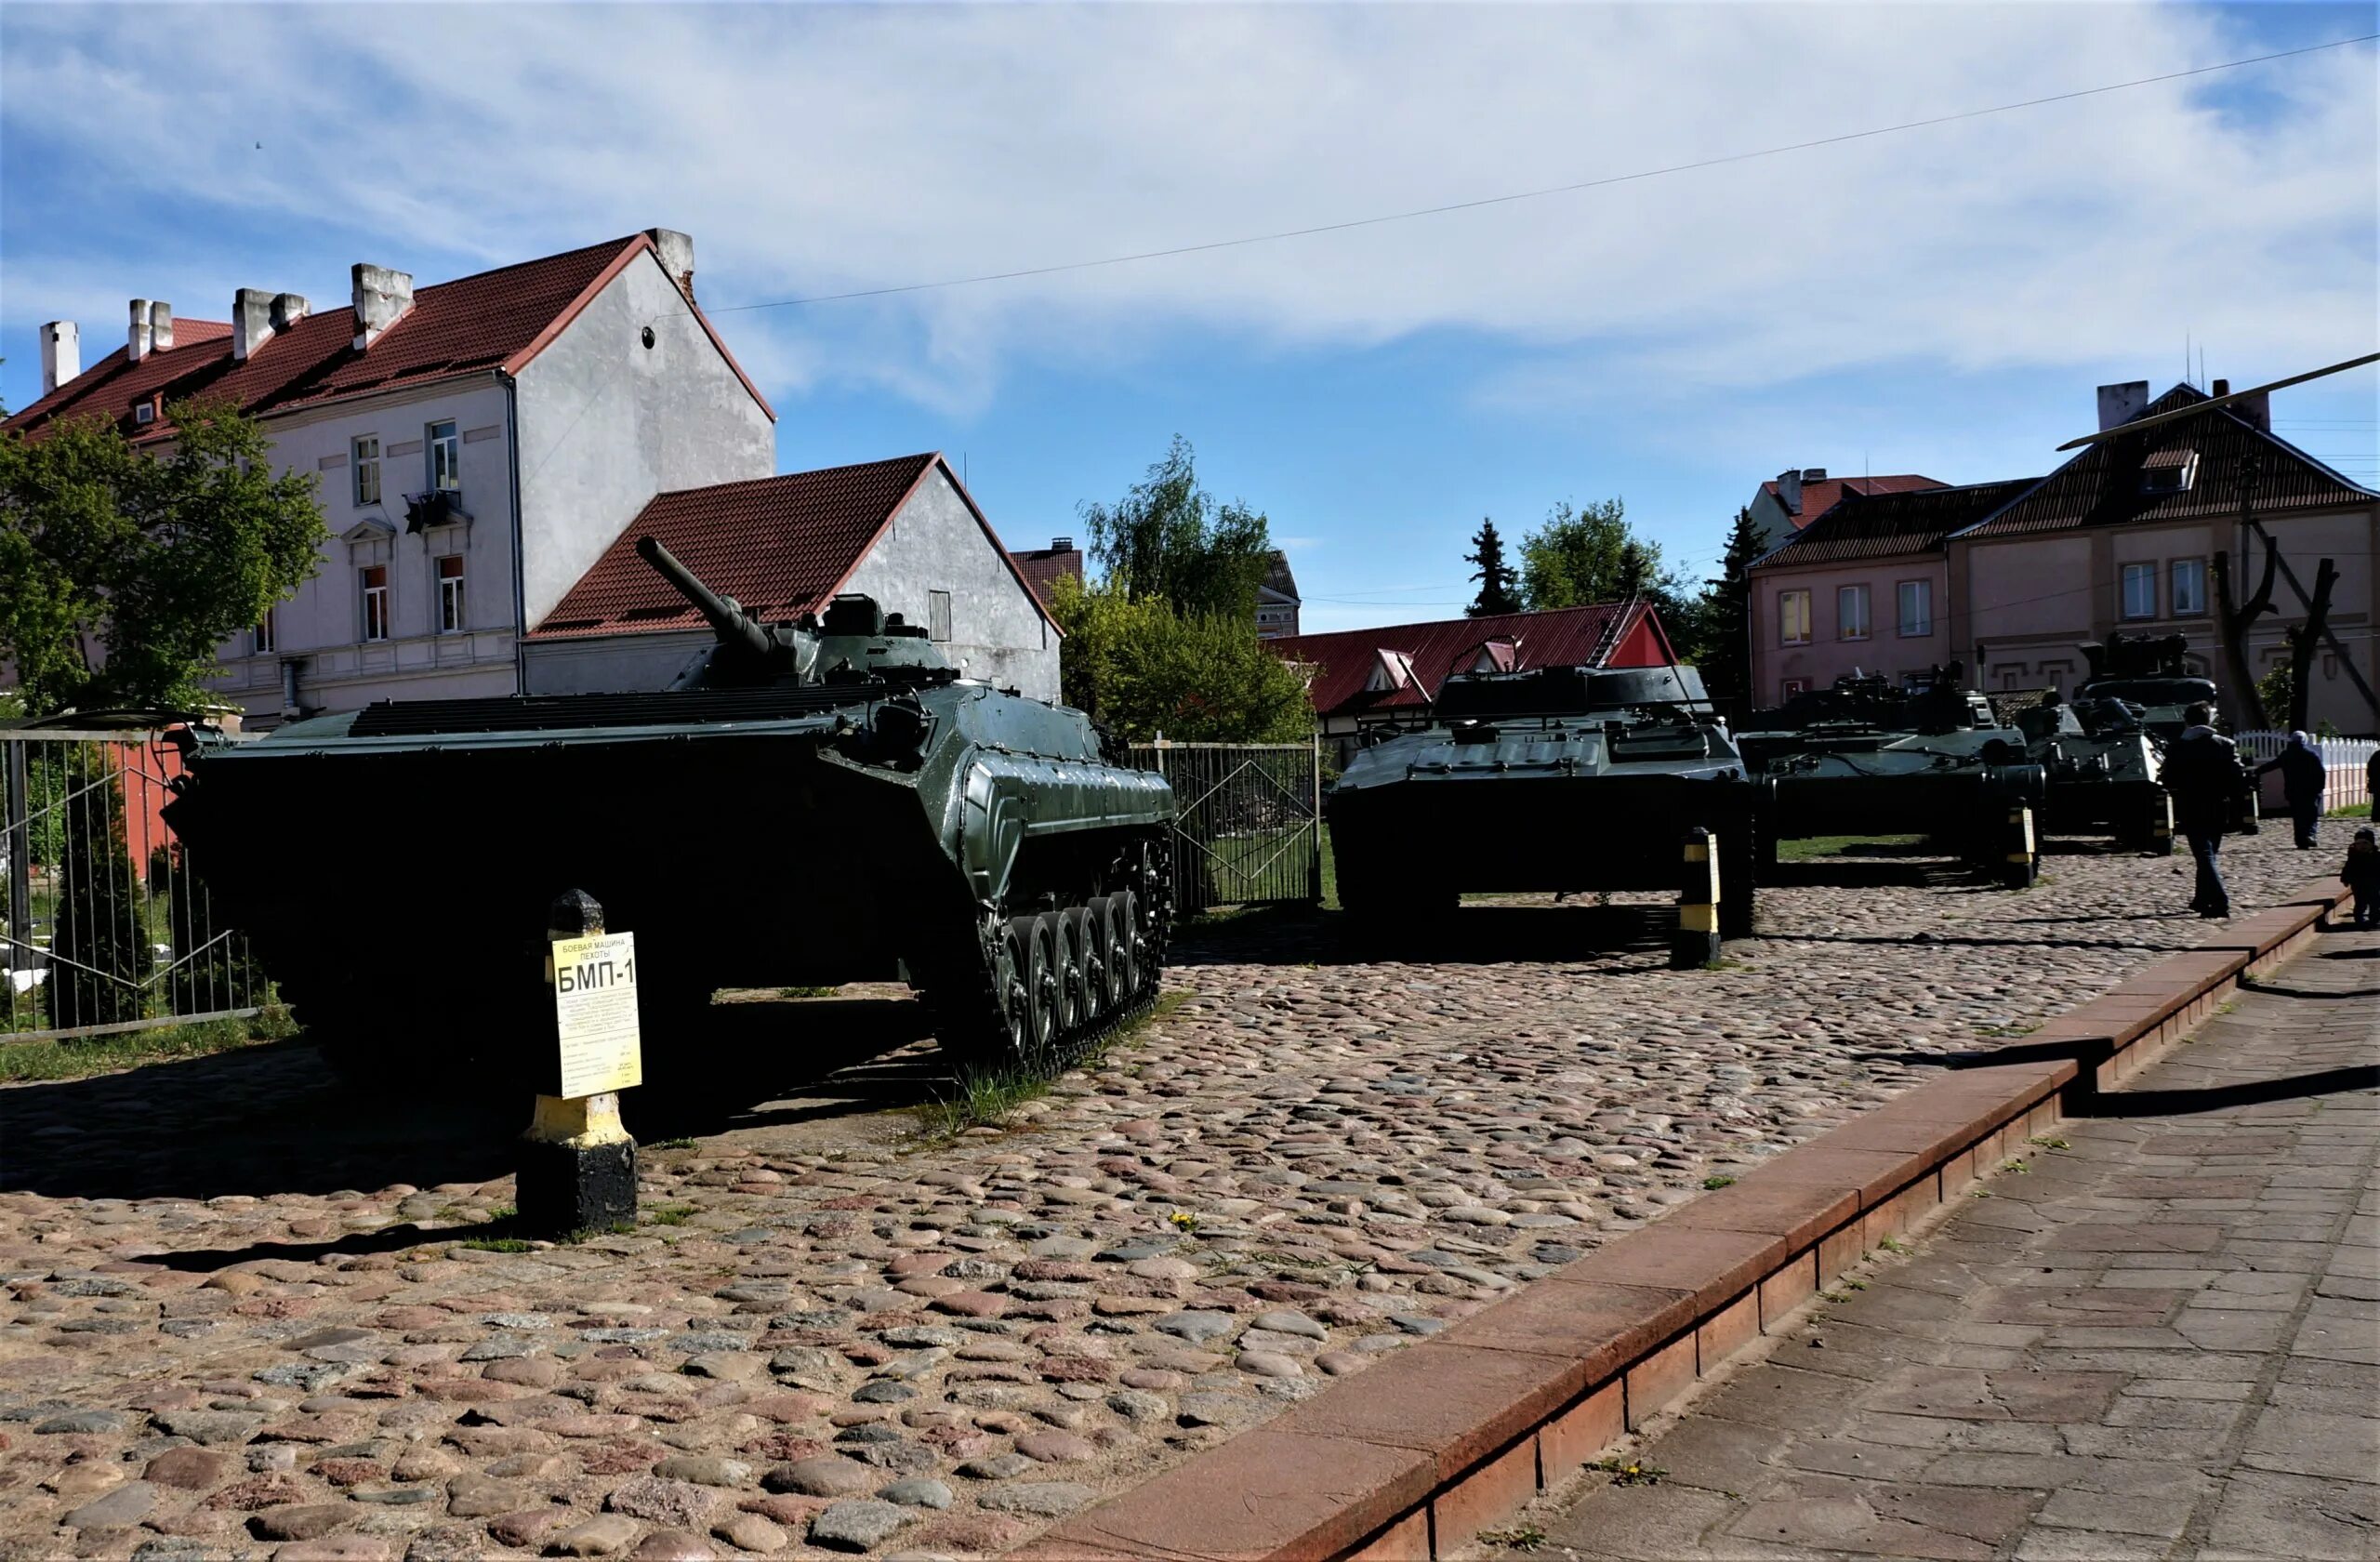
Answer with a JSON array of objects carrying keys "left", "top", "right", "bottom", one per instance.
[{"left": 1012, "top": 877, "right": 2352, "bottom": 1561}]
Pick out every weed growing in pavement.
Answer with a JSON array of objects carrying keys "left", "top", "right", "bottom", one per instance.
[
  {"left": 648, "top": 1136, "right": 698, "bottom": 1151},
  {"left": 457, "top": 1237, "right": 533, "bottom": 1253},
  {"left": 643, "top": 1204, "right": 694, "bottom": 1226},
  {"left": 1701, "top": 1174, "right": 1737, "bottom": 1190},
  {"left": 1878, "top": 1236, "right": 1911, "bottom": 1255},
  {"left": 910, "top": 990, "right": 1188, "bottom": 1143},
  {"left": 483, "top": 1205, "right": 517, "bottom": 1223},
  {"left": 1974, "top": 1021, "right": 2042, "bottom": 1038},
  {"left": 1593, "top": 1457, "right": 1668, "bottom": 1487},
  {"left": 2030, "top": 1136, "right": 2069, "bottom": 1150},
  {"left": 1701, "top": 958, "right": 1751, "bottom": 973},
  {"left": 1478, "top": 1524, "right": 1547, "bottom": 1551},
  {"left": 777, "top": 986, "right": 838, "bottom": 999}
]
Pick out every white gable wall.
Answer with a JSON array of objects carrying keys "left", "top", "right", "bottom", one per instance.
[
  {"left": 514, "top": 248, "right": 774, "bottom": 630},
  {"left": 841, "top": 466, "right": 1057, "bottom": 701}
]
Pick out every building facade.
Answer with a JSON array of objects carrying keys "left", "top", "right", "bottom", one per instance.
[
  {"left": 1746, "top": 469, "right": 1945, "bottom": 552},
  {"left": 1750, "top": 479, "right": 2036, "bottom": 705},
  {"left": 6, "top": 231, "right": 774, "bottom": 725}
]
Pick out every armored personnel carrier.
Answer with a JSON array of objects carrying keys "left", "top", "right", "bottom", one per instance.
[
  {"left": 1328, "top": 664, "right": 1759, "bottom": 936},
  {"left": 1736, "top": 668, "right": 2044, "bottom": 882},
  {"left": 164, "top": 539, "right": 1174, "bottom": 1083},
  {"left": 2071, "top": 633, "right": 2258, "bottom": 832},
  {"left": 2014, "top": 695, "right": 2172, "bottom": 852}
]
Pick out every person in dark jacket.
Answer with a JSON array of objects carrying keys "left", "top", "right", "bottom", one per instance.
[
  {"left": 2163, "top": 705, "right": 2245, "bottom": 917},
  {"left": 2260, "top": 731, "right": 2327, "bottom": 849},
  {"left": 2344, "top": 827, "right": 2380, "bottom": 929}
]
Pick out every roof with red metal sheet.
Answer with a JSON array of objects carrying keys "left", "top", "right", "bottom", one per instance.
[
  {"left": 1267, "top": 602, "right": 1667, "bottom": 719},
  {"left": 1761, "top": 473, "right": 1945, "bottom": 528},
  {"left": 529, "top": 453, "right": 1058, "bottom": 642},
  {"left": 4, "top": 234, "right": 771, "bottom": 443},
  {"left": 1952, "top": 384, "right": 2376, "bottom": 539},
  {"left": 1755, "top": 478, "right": 2041, "bottom": 568}
]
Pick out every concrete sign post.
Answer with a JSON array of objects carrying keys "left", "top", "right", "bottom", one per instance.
[{"left": 518, "top": 888, "right": 639, "bottom": 1237}]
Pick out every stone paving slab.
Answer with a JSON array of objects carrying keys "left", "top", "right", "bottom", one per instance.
[
  {"left": 0, "top": 826, "right": 2360, "bottom": 1560},
  {"left": 1489, "top": 916, "right": 2380, "bottom": 1562}
]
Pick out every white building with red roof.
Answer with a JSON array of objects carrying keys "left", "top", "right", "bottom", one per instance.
[{"left": 7, "top": 230, "right": 777, "bottom": 723}]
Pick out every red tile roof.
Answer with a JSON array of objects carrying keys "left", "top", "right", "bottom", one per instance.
[
  {"left": 1267, "top": 602, "right": 1673, "bottom": 720},
  {"left": 1755, "top": 479, "right": 2040, "bottom": 568},
  {"left": 4, "top": 233, "right": 771, "bottom": 443},
  {"left": 1012, "top": 544, "right": 1083, "bottom": 607},
  {"left": 529, "top": 453, "right": 1058, "bottom": 642},
  {"left": 1952, "top": 384, "right": 2376, "bottom": 539},
  {"left": 1762, "top": 473, "right": 1945, "bottom": 528}
]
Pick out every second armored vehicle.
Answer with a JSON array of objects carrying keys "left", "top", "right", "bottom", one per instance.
[
  {"left": 165, "top": 539, "right": 1175, "bottom": 1085},
  {"left": 1328, "top": 664, "right": 1760, "bottom": 935}
]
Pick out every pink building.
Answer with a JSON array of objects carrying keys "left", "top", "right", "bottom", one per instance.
[{"left": 1751, "top": 479, "right": 2036, "bottom": 706}]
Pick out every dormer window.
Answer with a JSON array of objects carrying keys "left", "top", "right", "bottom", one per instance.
[
  {"left": 2139, "top": 449, "right": 2199, "bottom": 496},
  {"left": 1366, "top": 649, "right": 1418, "bottom": 694}
]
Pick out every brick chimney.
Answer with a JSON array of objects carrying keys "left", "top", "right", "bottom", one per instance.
[
  {"left": 128, "top": 299, "right": 153, "bottom": 363},
  {"left": 646, "top": 229, "right": 695, "bottom": 303},
  {"left": 38, "top": 322, "right": 79, "bottom": 394},
  {"left": 148, "top": 300, "right": 174, "bottom": 352},
  {"left": 351, "top": 264, "right": 414, "bottom": 350}
]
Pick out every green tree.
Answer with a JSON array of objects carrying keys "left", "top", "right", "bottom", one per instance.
[
  {"left": 0, "top": 399, "right": 326, "bottom": 718},
  {"left": 1518, "top": 496, "right": 1694, "bottom": 643},
  {"left": 1051, "top": 576, "right": 1312, "bottom": 744},
  {"left": 1463, "top": 519, "right": 1521, "bottom": 616},
  {"left": 1688, "top": 507, "right": 1766, "bottom": 708},
  {"left": 1078, "top": 436, "right": 1275, "bottom": 620}
]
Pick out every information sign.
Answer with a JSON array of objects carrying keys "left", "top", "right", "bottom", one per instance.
[{"left": 549, "top": 931, "right": 642, "bottom": 1097}]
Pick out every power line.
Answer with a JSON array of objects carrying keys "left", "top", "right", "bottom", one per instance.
[{"left": 701, "top": 33, "right": 2375, "bottom": 316}]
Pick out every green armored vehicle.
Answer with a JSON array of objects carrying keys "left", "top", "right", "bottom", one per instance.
[
  {"left": 1737, "top": 668, "right": 2044, "bottom": 883},
  {"left": 1329, "top": 664, "right": 1759, "bottom": 935},
  {"left": 2069, "top": 632, "right": 2257, "bottom": 834},
  {"left": 2015, "top": 695, "right": 2172, "bottom": 852},
  {"left": 165, "top": 539, "right": 1174, "bottom": 1082}
]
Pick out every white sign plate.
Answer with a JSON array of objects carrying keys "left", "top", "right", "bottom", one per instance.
[{"left": 550, "top": 931, "right": 642, "bottom": 1097}]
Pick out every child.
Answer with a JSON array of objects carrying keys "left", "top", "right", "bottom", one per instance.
[{"left": 2345, "top": 827, "right": 2380, "bottom": 929}]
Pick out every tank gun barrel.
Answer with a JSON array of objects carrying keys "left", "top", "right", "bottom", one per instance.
[{"left": 636, "top": 536, "right": 773, "bottom": 662}]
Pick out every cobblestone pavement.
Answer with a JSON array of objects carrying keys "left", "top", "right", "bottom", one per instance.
[
  {"left": 0, "top": 824, "right": 2360, "bottom": 1560},
  {"left": 1493, "top": 913, "right": 2379, "bottom": 1562}
]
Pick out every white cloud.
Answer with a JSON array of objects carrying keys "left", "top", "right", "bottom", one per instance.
[{"left": 3, "top": 4, "right": 2371, "bottom": 415}]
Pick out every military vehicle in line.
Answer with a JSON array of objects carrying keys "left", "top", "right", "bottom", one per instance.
[
  {"left": 2014, "top": 695, "right": 2172, "bottom": 852},
  {"left": 165, "top": 538, "right": 1175, "bottom": 1084},
  {"left": 1735, "top": 668, "right": 2045, "bottom": 882},
  {"left": 1328, "top": 664, "right": 1760, "bottom": 935},
  {"left": 2069, "top": 632, "right": 2258, "bottom": 833}
]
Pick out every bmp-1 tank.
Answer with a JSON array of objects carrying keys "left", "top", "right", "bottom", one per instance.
[
  {"left": 164, "top": 539, "right": 1174, "bottom": 1084},
  {"left": 2072, "top": 632, "right": 2258, "bottom": 833},
  {"left": 2014, "top": 695, "right": 2173, "bottom": 852},
  {"left": 1736, "top": 668, "right": 2046, "bottom": 880},
  {"left": 1328, "top": 664, "right": 1760, "bottom": 935}
]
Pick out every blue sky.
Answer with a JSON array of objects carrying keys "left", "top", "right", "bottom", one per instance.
[{"left": 4, "top": 3, "right": 2373, "bottom": 632}]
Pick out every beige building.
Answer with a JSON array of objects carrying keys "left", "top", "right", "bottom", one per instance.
[{"left": 1947, "top": 382, "right": 2377, "bottom": 734}]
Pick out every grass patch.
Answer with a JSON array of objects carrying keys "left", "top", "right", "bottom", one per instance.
[
  {"left": 0, "top": 1006, "right": 298, "bottom": 1084},
  {"left": 647, "top": 1136, "right": 698, "bottom": 1151},
  {"left": 1701, "top": 958, "right": 1751, "bottom": 973},
  {"left": 456, "top": 1237, "right": 533, "bottom": 1253},
  {"left": 2329, "top": 801, "right": 2371, "bottom": 818},
  {"left": 1973, "top": 1021, "right": 2041, "bottom": 1039},
  {"left": 642, "top": 1204, "right": 694, "bottom": 1226},
  {"left": 2030, "top": 1135, "right": 2069, "bottom": 1151},
  {"left": 1701, "top": 1174, "right": 1737, "bottom": 1190},
  {"left": 1478, "top": 1524, "right": 1547, "bottom": 1551},
  {"left": 1775, "top": 833, "right": 1927, "bottom": 862},
  {"left": 912, "top": 989, "right": 1189, "bottom": 1143},
  {"left": 777, "top": 986, "right": 838, "bottom": 999},
  {"left": 1878, "top": 1236, "right": 1911, "bottom": 1255},
  {"left": 482, "top": 1205, "right": 517, "bottom": 1223}
]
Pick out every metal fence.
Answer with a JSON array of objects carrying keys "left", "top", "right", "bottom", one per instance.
[
  {"left": 1130, "top": 740, "right": 1322, "bottom": 913},
  {"left": 2237, "top": 731, "right": 2377, "bottom": 814},
  {"left": 3, "top": 726, "right": 265, "bottom": 1042}
]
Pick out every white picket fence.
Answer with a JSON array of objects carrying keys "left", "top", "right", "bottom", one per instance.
[{"left": 2236, "top": 732, "right": 2378, "bottom": 814}]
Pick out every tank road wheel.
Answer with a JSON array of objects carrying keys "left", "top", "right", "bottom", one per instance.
[
  {"left": 1070, "top": 904, "right": 1108, "bottom": 1027},
  {"left": 1047, "top": 909, "right": 1084, "bottom": 1040},
  {"left": 1013, "top": 914, "right": 1059, "bottom": 1060},
  {"left": 1105, "top": 891, "right": 1141, "bottom": 1004}
]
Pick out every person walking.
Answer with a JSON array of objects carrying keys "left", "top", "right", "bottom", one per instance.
[
  {"left": 2163, "top": 703, "right": 2243, "bottom": 917},
  {"left": 2343, "top": 827, "right": 2380, "bottom": 929},
  {"left": 2262, "top": 730, "right": 2328, "bottom": 849}
]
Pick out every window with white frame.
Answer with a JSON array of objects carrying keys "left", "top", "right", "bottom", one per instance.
[
  {"left": 351, "top": 435, "right": 381, "bottom": 507},
  {"left": 2170, "top": 558, "right": 2207, "bottom": 616},
  {"left": 436, "top": 554, "right": 466, "bottom": 634},
  {"left": 253, "top": 610, "right": 276, "bottom": 656},
  {"left": 928, "top": 589, "right": 953, "bottom": 642},
  {"left": 1838, "top": 584, "right": 1871, "bottom": 642},
  {"left": 427, "top": 420, "right": 460, "bottom": 493},
  {"left": 361, "top": 564, "right": 390, "bottom": 642},
  {"left": 1778, "top": 589, "right": 1812, "bottom": 645},
  {"left": 1897, "top": 579, "right": 1933, "bottom": 637},
  {"left": 2121, "top": 562, "right": 2157, "bottom": 620}
]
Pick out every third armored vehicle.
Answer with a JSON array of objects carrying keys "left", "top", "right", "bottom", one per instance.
[
  {"left": 1736, "top": 668, "right": 2045, "bottom": 881},
  {"left": 165, "top": 539, "right": 1174, "bottom": 1085},
  {"left": 1328, "top": 664, "right": 1759, "bottom": 935}
]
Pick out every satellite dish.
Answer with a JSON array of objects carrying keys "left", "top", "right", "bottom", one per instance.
[{"left": 2056, "top": 351, "right": 2379, "bottom": 451}]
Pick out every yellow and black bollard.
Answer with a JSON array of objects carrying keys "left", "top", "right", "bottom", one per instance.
[
  {"left": 1672, "top": 826, "right": 1723, "bottom": 969},
  {"left": 518, "top": 889, "right": 641, "bottom": 1238},
  {"left": 2149, "top": 792, "right": 2175, "bottom": 856},
  {"left": 2000, "top": 804, "right": 2039, "bottom": 890}
]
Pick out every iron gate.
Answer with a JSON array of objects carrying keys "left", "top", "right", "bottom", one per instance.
[
  {"left": 1130, "top": 740, "right": 1322, "bottom": 913},
  {"left": 3, "top": 726, "right": 264, "bottom": 1041}
]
